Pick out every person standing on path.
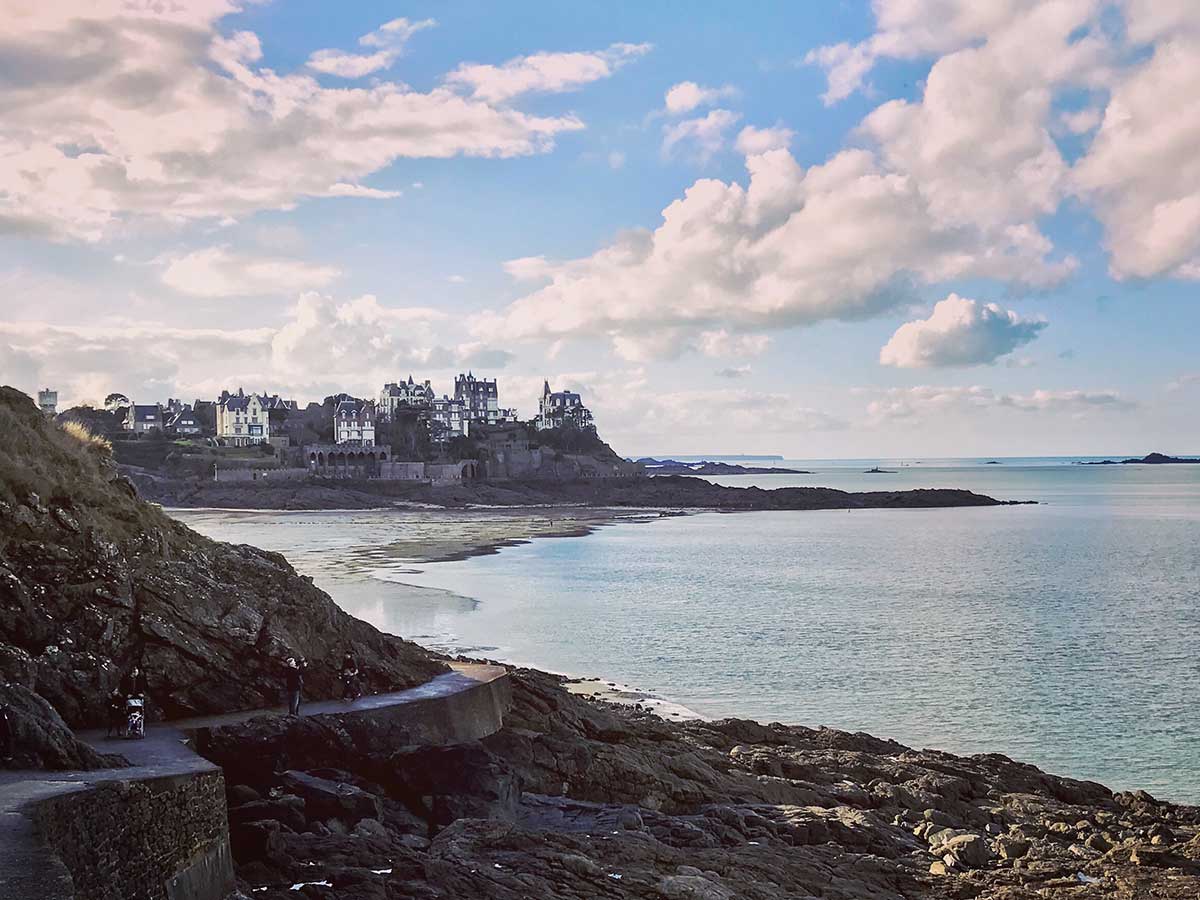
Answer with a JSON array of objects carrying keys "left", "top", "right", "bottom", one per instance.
[
  {"left": 285, "top": 657, "right": 306, "bottom": 716},
  {"left": 339, "top": 652, "right": 361, "bottom": 702}
]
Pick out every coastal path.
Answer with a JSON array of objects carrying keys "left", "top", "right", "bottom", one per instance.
[{"left": 0, "top": 661, "right": 511, "bottom": 900}]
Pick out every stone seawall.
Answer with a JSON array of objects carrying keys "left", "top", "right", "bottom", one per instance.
[{"left": 29, "top": 771, "right": 233, "bottom": 900}]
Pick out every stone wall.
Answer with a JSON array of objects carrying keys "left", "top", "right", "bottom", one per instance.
[{"left": 31, "top": 770, "right": 234, "bottom": 900}]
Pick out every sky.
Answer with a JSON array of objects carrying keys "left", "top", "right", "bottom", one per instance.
[{"left": 1, "top": 0, "right": 1198, "bottom": 457}]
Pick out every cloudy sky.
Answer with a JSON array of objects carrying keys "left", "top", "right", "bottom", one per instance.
[{"left": 2, "top": 0, "right": 1198, "bottom": 457}]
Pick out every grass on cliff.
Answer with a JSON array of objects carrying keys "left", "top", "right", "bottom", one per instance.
[{"left": 0, "top": 386, "right": 167, "bottom": 538}]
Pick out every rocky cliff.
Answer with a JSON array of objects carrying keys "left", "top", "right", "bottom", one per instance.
[{"left": 0, "top": 387, "right": 445, "bottom": 733}]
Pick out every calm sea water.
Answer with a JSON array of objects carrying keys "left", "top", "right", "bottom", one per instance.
[{"left": 176, "top": 458, "right": 1200, "bottom": 802}]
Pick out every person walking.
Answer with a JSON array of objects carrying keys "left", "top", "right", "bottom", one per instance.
[
  {"left": 106, "top": 689, "right": 125, "bottom": 738},
  {"left": 284, "top": 657, "right": 306, "bottom": 716},
  {"left": 339, "top": 652, "right": 361, "bottom": 702},
  {"left": 119, "top": 666, "right": 147, "bottom": 700}
]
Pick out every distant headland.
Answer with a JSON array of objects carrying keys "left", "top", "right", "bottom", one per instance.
[{"left": 1079, "top": 452, "right": 1200, "bottom": 466}]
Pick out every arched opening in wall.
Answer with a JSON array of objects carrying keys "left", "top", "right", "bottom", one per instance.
[
  {"left": 461, "top": 460, "right": 479, "bottom": 481},
  {"left": 317, "top": 451, "right": 325, "bottom": 470},
  {"left": 336, "top": 451, "right": 346, "bottom": 477}
]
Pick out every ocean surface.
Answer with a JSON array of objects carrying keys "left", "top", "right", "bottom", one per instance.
[{"left": 175, "top": 457, "right": 1200, "bottom": 802}]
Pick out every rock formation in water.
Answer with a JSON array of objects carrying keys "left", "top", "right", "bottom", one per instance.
[
  {"left": 0, "top": 386, "right": 445, "bottom": 733},
  {"left": 135, "top": 471, "right": 1022, "bottom": 512},
  {"left": 202, "top": 667, "right": 1200, "bottom": 899}
]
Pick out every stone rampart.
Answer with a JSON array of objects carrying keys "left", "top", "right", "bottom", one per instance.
[{"left": 27, "top": 770, "right": 233, "bottom": 900}]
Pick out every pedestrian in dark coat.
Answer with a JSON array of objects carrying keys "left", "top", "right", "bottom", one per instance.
[{"left": 284, "top": 657, "right": 306, "bottom": 716}]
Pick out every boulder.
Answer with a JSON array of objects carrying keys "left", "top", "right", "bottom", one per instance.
[
  {"left": 281, "top": 770, "right": 383, "bottom": 827},
  {"left": 378, "top": 742, "right": 519, "bottom": 827},
  {"left": 0, "top": 683, "right": 125, "bottom": 770}
]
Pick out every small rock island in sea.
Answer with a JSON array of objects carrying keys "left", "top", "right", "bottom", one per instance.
[{"left": 1, "top": 386, "right": 1196, "bottom": 900}]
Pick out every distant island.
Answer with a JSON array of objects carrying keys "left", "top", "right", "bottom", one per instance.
[
  {"left": 635, "top": 457, "right": 810, "bottom": 475},
  {"left": 1080, "top": 452, "right": 1200, "bottom": 466},
  {"left": 863, "top": 467, "right": 896, "bottom": 474}
]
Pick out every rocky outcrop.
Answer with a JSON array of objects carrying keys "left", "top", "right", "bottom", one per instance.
[
  {"left": 135, "top": 471, "right": 1021, "bottom": 511},
  {"left": 208, "top": 667, "right": 1200, "bottom": 899},
  {"left": 0, "top": 386, "right": 445, "bottom": 733},
  {"left": 0, "top": 683, "right": 124, "bottom": 770}
]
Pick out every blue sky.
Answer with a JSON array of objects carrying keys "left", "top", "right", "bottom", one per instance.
[{"left": 1, "top": 1, "right": 1198, "bottom": 456}]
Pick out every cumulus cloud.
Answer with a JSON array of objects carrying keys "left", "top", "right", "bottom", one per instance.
[
  {"left": 805, "top": 0, "right": 1061, "bottom": 104},
  {"left": 661, "top": 109, "right": 742, "bottom": 161},
  {"left": 445, "top": 42, "right": 650, "bottom": 103},
  {"left": 0, "top": 4, "right": 589, "bottom": 241},
  {"left": 161, "top": 246, "right": 341, "bottom": 298},
  {"left": 663, "top": 81, "right": 738, "bottom": 115},
  {"left": 735, "top": 125, "right": 794, "bottom": 156},
  {"left": 484, "top": 145, "right": 1073, "bottom": 361},
  {"left": 880, "top": 294, "right": 1047, "bottom": 368},
  {"left": 307, "top": 17, "right": 435, "bottom": 78},
  {"left": 0, "top": 294, "right": 513, "bottom": 408},
  {"left": 1074, "top": 29, "right": 1200, "bottom": 280},
  {"left": 865, "top": 385, "right": 1133, "bottom": 424}
]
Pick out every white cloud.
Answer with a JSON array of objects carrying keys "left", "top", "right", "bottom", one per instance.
[
  {"left": 485, "top": 146, "right": 1072, "bottom": 361},
  {"left": 0, "top": 5, "right": 586, "bottom": 241},
  {"left": 661, "top": 109, "right": 742, "bottom": 161},
  {"left": 608, "top": 150, "right": 627, "bottom": 170},
  {"left": 735, "top": 125, "right": 794, "bottom": 156},
  {"left": 1073, "top": 32, "right": 1200, "bottom": 280},
  {"left": 447, "top": 274, "right": 467, "bottom": 284},
  {"left": 880, "top": 293, "right": 1047, "bottom": 368},
  {"left": 663, "top": 81, "right": 738, "bottom": 115},
  {"left": 307, "top": 17, "right": 435, "bottom": 78},
  {"left": 865, "top": 385, "right": 1133, "bottom": 424},
  {"left": 0, "top": 287, "right": 528, "bottom": 409},
  {"left": 805, "top": 0, "right": 1061, "bottom": 104},
  {"left": 445, "top": 42, "right": 651, "bottom": 103},
  {"left": 161, "top": 247, "right": 341, "bottom": 298},
  {"left": 857, "top": 3, "right": 1111, "bottom": 233},
  {"left": 1166, "top": 373, "right": 1200, "bottom": 392}
]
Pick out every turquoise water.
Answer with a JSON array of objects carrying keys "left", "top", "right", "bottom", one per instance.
[{"left": 177, "top": 459, "right": 1200, "bottom": 802}]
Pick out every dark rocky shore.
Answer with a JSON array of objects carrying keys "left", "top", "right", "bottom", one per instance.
[
  {"left": 131, "top": 469, "right": 1025, "bottom": 512},
  {"left": 206, "top": 667, "right": 1200, "bottom": 899},
  {"left": 4, "top": 385, "right": 1195, "bottom": 899}
]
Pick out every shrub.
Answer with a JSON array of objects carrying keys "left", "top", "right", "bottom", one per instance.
[{"left": 62, "top": 420, "right": 114, "bottom": 457}]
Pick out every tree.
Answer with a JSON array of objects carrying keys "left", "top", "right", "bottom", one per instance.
[{"left": 104, "top": 392, "right": 130, "bottom": 413}]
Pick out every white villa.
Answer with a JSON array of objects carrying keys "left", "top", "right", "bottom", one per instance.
[
  {"left": 537, "top": 380, "right": 594, "bottom": 431},
  {"left": 334, "top": 399, "right": 376, "bottom": 445},
  {"left": 216, "top": 389, "right": 296, "bottom": 446},
  {"left": 378, "top": 376, "right": 434, "bottom": 420}
]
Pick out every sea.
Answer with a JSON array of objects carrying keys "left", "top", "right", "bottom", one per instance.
[{"left": 175, "top": 457, "right": 1200, "bottom": 803}]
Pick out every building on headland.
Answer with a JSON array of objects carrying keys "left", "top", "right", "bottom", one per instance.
[
  {"left": 430, "top": 394, "right": 468, "bottom": 441},
  {"left": 536, "top": 380, "right": 594, "bottom": 431},
  {"left": 455, "top": 372, "right": 500, "bottom": 426},
  {"left": 37, "top": 388, "right": 57, "bottom": 417},
  {"left": 333, "top": 399, "right": 376, "bottom": 445},
  {"left": 166, "top": 409, "right": 202, "bottom": 436},
  {"left": 378, "top": 376, "right": 434, "bottom": 421},
  {"left": 215, "top": 388, "right": 297, "bottom": 447},
  {"left": 125, "top": 403, "right": 164, "bottom": 435}
]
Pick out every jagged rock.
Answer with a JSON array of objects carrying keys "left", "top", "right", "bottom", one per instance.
[
  {"left": 0, "top": 682, "right": 125, "bottom": 770},
  {"left": 379, "top": 742, "right": 519, "bottom": 827},
  {"left": 280, "top": 770, "right": 382, "bottom": 827}
]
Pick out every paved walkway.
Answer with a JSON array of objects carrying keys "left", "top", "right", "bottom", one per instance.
[{"left": 0, "top": 662, "right": 508, "bottom": 900}]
